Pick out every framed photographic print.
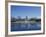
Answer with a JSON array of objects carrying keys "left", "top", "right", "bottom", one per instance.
[{"left": 7, "top": 1, "right": 45, "bottom": 35}]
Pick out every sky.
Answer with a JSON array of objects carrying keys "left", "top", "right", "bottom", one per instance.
[{"left": 11, "top": 5, "right": 41, "bottom": 18}]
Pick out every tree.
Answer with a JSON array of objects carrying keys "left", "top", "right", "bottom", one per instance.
[{"left": 11, "top": 17, "right": 16, "bottom": 22}]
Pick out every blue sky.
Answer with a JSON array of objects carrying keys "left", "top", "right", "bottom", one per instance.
[{"left": 11, "top": 5, "right": 41, "bottom": 18}]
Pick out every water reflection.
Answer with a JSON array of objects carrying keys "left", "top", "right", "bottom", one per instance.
[{"left": 11, "top": 23, "right": 41, "bottom": 31}]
